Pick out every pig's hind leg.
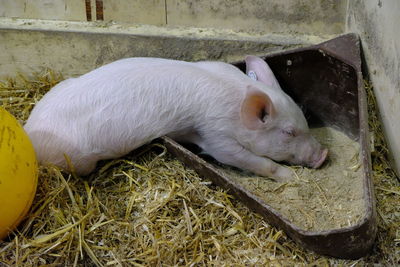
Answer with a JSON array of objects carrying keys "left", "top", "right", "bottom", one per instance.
[
  {"left": 26, "top": 130, "right": 99, "bottom": 176},
  {"left": 201, "top": 139, "right": 293, "bottom": 182}
]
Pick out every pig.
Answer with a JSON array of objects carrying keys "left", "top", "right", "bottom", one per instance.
[{"left": 24, "top": 56, "right": 328, "bottom": 182}]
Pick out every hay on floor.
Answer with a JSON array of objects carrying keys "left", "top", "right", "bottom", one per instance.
[{"left": 0, "top": 71, "right": 399, "bottom": 266}]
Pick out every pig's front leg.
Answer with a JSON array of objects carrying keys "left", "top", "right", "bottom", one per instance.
[{"left": 201, "top": 139, "right": 293, "bottom": 182}]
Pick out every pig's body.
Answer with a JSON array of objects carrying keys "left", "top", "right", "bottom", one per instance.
[{"left": 24, "top": 57, "right": 327, "bottom": 180}]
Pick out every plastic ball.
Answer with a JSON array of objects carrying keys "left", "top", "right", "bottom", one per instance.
[{"left": 0, "top": 107, "right": 38, "bottom": 240}]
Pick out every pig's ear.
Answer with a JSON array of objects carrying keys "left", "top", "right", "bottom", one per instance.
[
  {"left": 240, "top": 87, "right": 275, "bottom": 130},
  {"left": 245, "top": 55, "right": 282, "bottom": 90}
]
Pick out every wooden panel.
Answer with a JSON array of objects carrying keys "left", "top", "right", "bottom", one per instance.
[{"left": 0, "top": 0, "right": 86, "bottom": 21}]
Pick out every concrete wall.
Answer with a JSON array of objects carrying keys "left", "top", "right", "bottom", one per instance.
[
  {"left": 347, "top": 0, "right": 400, "bottom": 176},
  {"left": 0, "top": 18, "right": 326, "bottom": 78},
  {"left": 0, "top": 0, "right": 346, "bottom": 35},
  {"left": 0, "top": 0, "right": 336, "bottom": 78}
]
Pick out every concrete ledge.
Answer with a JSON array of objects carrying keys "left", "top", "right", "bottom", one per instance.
[{"left": 0, "top": 18, "right": 332, "bottom": 78}]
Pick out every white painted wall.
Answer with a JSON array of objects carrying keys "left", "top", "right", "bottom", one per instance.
[{"left": 347, "top": 0, "right": 400, "bottom": 176}]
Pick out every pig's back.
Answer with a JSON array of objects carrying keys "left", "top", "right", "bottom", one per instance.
[
  {"left": 24, "top": 57, "right": 237, "bottom": 162},
  {"left": 25, "top": 58, "right": 199, "bottom": 128}
]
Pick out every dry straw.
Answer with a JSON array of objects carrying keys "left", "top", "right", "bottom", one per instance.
[{"left": 0, "top": 71, "right": 399, "bottom": 266}]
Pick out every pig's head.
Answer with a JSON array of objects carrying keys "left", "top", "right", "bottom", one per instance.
[{"left": 237, "top": 56, "right": 328, "bottom": 169}]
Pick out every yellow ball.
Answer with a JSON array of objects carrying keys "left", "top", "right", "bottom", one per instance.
[{"left": 0, "top": 107, "right": 38, "bottom": 240}]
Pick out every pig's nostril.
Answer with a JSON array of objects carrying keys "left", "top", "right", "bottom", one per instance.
[{"left": 312, "top": 148, "right": 328, "bottom": 169}]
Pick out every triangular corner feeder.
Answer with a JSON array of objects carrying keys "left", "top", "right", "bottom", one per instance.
[{"left": 162, "top": 33, "right": 377, "bottom": 259}]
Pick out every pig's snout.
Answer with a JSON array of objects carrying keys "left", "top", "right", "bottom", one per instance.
[{"left": 310, "top": 148, "right": 328, "bottom": 169}]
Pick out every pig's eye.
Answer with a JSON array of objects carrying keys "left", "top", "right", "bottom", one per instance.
[{"left": 282, "top": 128, "right": 296, "bottom": 137}]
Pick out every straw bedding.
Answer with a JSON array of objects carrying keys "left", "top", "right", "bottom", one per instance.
[{"left": 0, "top": 71, "right": 399, "bottom": 266}]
